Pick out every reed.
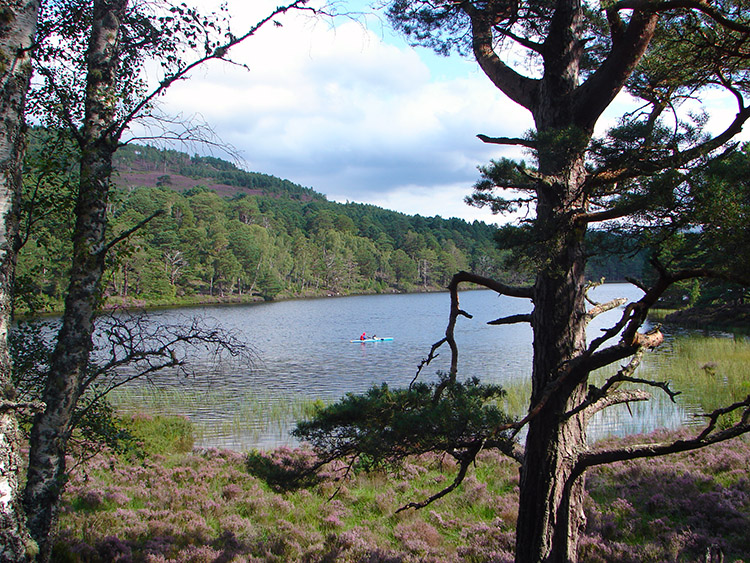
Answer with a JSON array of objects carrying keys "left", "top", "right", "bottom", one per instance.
[
  {"left": 640, "top": 335, "right": 750, "bottom": 415},
  {"left": 110, "top": 386, "right": 324, "bottom": 447},
  {"left": 109, "top": 334, "right": 750, "bottom": 449}
]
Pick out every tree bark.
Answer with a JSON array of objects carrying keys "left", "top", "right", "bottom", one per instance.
[
  {"left": 515, "top": 143, "right": 590, "bottom": 562},
  {"left": 0, "top": 1, "right": 40, "bottom": 560},
  {"left": 23, "top": 0, "right": 128, "bottom": 557}
]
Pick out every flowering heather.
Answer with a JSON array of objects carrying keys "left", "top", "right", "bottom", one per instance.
[{"left": 52, "top": 420, "right": 750, "bottom": 562}]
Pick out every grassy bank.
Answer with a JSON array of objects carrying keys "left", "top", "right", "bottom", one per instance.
[{"left": 53, "top": 417, "right": 750, "bottom": 562}]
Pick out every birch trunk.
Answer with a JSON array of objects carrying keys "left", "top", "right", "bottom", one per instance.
[
  {"left": 23, "top": 1, "right": 128, "bottom": 557},
  {"left": 0, "top": 1, "right": 40, "bottom": 560}
]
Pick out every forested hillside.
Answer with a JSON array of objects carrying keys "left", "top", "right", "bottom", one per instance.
[
  {"left": 17, "top": 139, "right": 646, "bottom": 314},
  {"left": 16, "top": 140, "right": 516, "bottom": 313}
]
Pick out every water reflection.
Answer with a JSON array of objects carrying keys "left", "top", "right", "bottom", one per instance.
[{"left": 23, "top": 283, "right": 737, "bottom": 450}]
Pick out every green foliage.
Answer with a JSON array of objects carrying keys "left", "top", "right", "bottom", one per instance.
[
  {"left": 18, "top": 140, "right": 513, "bottom": 311},
  {"left": 292, "top": 375, "right": 515, "bottom": 473}
]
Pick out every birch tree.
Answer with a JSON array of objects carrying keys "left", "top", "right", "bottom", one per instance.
[
  {"left": 0, "top": 1, "right": 40, "bottom": 560},
  {"left": 21, "top": 0, "right": 315, "bottom": 556}
]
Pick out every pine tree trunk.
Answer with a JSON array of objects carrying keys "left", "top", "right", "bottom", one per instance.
[
  {"left": 23, "top": 1, "right": 127, "bottom": 557},
  {"left": 0, "top": 2, "right": 40, "bottom": 560},
  {"left": 514, "top": 150, "right": 590, "bottom": 563}
]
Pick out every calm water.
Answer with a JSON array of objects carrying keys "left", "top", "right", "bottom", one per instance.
[{"left": 103, "top": 284, "right": 711, "bottom": 450}]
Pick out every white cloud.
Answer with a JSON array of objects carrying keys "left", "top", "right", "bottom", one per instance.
[{"left": 152, "top": 0, "right": 534, "bottom": 221}]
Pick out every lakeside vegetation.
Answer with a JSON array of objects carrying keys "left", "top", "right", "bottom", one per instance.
[
  {"left": 47, "top": 333, "right": 750, "bottom": 562},
  {"left": 51, "top": 419, "right": 750, "bottom": 562}
]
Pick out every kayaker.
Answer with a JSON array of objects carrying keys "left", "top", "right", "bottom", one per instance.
[{"left": 360, "top": 332, "right": 366, "bottom": 340}]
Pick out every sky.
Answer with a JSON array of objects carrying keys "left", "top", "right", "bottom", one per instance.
[
  {"left": 147, "top": 0, "right": 533, "bottom": 224},
  {"left": 148, "top": 0, "right": 746, "bottom": 225}
]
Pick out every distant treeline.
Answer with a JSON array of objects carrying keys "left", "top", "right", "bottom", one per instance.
[{"left": 16, "top": 137, "right": 645, "bottom": 314}]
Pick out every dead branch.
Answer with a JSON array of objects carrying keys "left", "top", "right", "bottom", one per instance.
[
  {"left": 585, "top": 302, "right": 637, "bottom": 357},
  {"left": 73, "top": 312, "right": 250, "bottom": 422},
  {"left": 412, "top": 271, "right": 532, "bottom": 391},
  {"left": 584, "top": 278, "right": 606, "bottom": 306},
  {"left": 476, "top": 134, "right": 536, "bottom": 148},
  {"left": 396, "top": 441, "right": 483, "bottom": 513},
  {"left": 576, "top": 395, "right": 750, "bottom": 472},
  {"left": 585, "top": 297, "right": 628, "bottom": 323},
  {"left": 569, "top": 347, "right": 646, "bottom": 421},
  {"left": 697, "top": 395, "right": 750, "bottom": 440},
  {"left": 488, "top": 313, "right": 532, "bottom": 326},
  {"left": 584, "top": 389, "right": 652, "bottom": 417},
  {"left": 0, "top": 400, "right": 45, "bottom": 415},
  {"left": 631, "top": 326, "right": 664, "bottom": 349},
  {"left": 102, "top": 210, "right": 165, "bottom": 254},
  {"left": 411, "top": 337, "right": 447, "bottom": 388}
]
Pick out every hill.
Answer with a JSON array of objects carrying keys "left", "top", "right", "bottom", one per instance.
[
  {"left": 17, "top": 142, "right": 515, "bottom": 314},
  {"left": 18, "top": 140, "right": 649, "bottom": 315},
  {"left": 113, "top": 144, "right": 325, "bottom": 202}
]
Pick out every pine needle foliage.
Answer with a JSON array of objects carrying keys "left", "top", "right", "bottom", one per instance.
[
  {"left": 294, "top": 376, "right": 514, "bottom": 467},
  {"left": 248, "top": 375, "right": 518, "bottom": 507}
]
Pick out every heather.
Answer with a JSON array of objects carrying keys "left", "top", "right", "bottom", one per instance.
[{"left": 52, "top": 419, "right": 750, "bottom": 562}]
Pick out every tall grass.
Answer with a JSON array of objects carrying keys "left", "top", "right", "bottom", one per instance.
[
  {"left": 110, "top": 386, "right": 322, "bottom": 448},
  {"left": 492, "top": 334, "right": 750, "bottom": 435},
  {"left": 640, "top": 335, "right": 750, "bottom": 421}
]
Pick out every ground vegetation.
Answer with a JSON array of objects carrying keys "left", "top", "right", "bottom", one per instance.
[{"left": 49, "top": 417, "right": 750, "bottom": 562}]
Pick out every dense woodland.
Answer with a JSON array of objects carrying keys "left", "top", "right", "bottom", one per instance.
[{"left": 16, "top": 138, "right": 645, "bottom": 314}]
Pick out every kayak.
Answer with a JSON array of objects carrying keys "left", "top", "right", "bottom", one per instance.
[{"left": 350, "top": 337, "right": 394, "bottom": 343}]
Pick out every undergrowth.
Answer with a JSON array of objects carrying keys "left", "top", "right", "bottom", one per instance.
[{"left": 52, "top": 417, "right": 750, "bottom": 562}]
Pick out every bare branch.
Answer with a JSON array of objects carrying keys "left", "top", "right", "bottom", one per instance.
[
  {"left": 477, "top": 134, "right": 536, "bottom": 149},
  {"left": 411, "top": 337, "right": 447, "bottom": 388},
  {"left": 0, "top": 400, "right": 45, "bottom": 415},
  {"left": 577, "top": 396, "right": 750, "bottom": 471},
  {"left": 75, "top": 312, "right": 249, "bottom": 420},
  {"left": 449, "top": 270, "right": 534, "bottom": 299},
  {"left": 102, "top": 210, "right": 164, "bottom": 255},
  {"left": 574, "top": 347, "right": 647, "bottom": 420},
  {"left": 396, "top": 442, "right": 482, "bottom": 513},
  {"left": 488, "top": 313, "right": 532, "bottom": 326},
  {"left": 584, "top": 278, "right": 606, "bottom": 306},
  {"left": 117, "top": 1, "right": 320, "bottom": 139},
  {"left": 585, "top": 298, "right": 628, "bottom": 323},
  {"left": 586, "top": 389, "right": 652, "bottom": 415},
  {"left": 412, "top": 271, "right": 532, "bottom": 389}
]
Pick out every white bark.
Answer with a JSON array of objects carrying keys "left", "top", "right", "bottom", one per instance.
[{"left": 0, "top": 1, "right": 41, "bottom": 560}]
